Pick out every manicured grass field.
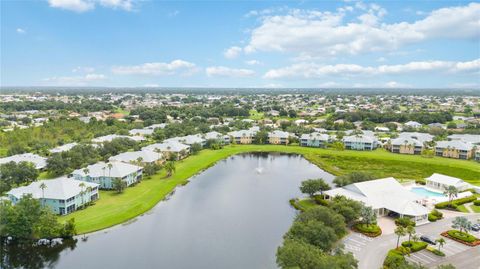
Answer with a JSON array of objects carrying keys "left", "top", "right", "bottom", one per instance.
[
  {"left": 295, "top": 199, "right": 318, "bottom": 211},
  {"left": 60, "top": 144, "right": 480, "bottom": 234}
]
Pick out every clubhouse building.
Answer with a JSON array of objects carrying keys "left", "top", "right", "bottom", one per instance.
[{"left": 325, "top": 178, "right": 429, "bottom": 225}]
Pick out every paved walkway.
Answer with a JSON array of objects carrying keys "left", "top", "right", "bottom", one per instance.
[{"left": 464, "top": 202, "right": 475, "bottom": 213}]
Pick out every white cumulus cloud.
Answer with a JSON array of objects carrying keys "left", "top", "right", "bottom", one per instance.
[
  {"left": 16, "top": 28, "right": 26, "bottom": 34},
  {"left": 263, "top": 58, "right": 480, "bottom": 79},
  {"left": 206, "top": 66, "right": 255, "bottom": 77},
  {"left": 243, "top": 2, "right": 480, "bottom": 57},
  {"left": 245, "top": 60, "right": 262, "bottom": 65},
  {"left": 42, "top": 73, "right": 106, "bottom": 86},
  {"left": 48, "top": 0, "right": 134, "bottom": 12},
  {"left": 224, "top": 46, "right": 243, "bottom": 59},
  {"left": 112, "top": 60, "right": 197, "bottom": 75}
]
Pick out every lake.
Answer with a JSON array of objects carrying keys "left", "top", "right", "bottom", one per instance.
[{"left": 2, "top": 153, "right": 334, "bottom": 269}]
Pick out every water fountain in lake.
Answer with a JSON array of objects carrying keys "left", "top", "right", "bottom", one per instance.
[{"left": 255, "top": 157, "right": 264, "bottom": 174}]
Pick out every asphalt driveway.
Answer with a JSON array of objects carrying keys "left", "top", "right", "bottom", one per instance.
[{"left": 343, "top": 213, "right": 480, "bottom": 269}]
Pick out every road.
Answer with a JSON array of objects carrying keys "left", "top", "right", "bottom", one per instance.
[{"left": 343, "top": 213, "right": 480, "bottom": 269}]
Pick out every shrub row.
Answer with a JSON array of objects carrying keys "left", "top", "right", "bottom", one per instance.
[
  {"left": 428, "top": 209, "right": 443, "bottom": 222},
  {"left": 289, "top": 199, "right": 302, "bottom": 211},
  {"left": 313, "top": 195, "right": 329, "bottom": 206},
  {"left": 353, "top": 223, "right": 382, "bottom": 237},
  {"left": 435, "top": 196, "right": 477, "bottom": 210},
  {"left": 395, "top": 217, "right": 416, "bottom": 227},
  {"left": 473, "top": 200, "right": 480, "bottom": 206},
  {"left": 401, "top": 241, "right": 428, "bottom": 252},
  {"left": 415, "top": 179, "right": 426, "bottom": 185},
  {"left": 446, "top": 230, "right": 477, "bottom": 243}
]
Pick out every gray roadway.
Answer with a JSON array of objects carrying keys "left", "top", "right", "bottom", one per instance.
[{"left": 342, "top": 213, "right": 480, "bottom": 269}]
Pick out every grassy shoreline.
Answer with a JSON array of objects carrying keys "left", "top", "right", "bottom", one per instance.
[{"left": 60, "top": 145, "right": 480, "bottom": 234}]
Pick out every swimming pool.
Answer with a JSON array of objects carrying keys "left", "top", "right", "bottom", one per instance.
[{"left": 411, "top": 187, "right": 445, "bottom": 198}]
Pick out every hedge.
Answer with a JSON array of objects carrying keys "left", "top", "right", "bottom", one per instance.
[
  {"left": 428, "top": 209, "right": 443, "bottom": 222},
  {"left": 428, "top": 214, "right": 439, "bottom": 222},
  {"left": 415, "top": 179, "right": 426, "bottom": 185},
  {"left": 289, "top": 199, "right": 302, "bottom": 211},
  {"left": 383, "top": 249, "right": 406, "bottom": 268},
  {"left": 313, "top": 195, "right": 329, "bottom": 206},
  {"left": 474, "top": 200, "right": 480, "bottom": 206},
  {"left": 435, "top": 196, "right": 477, "bottom": 210},
  {"left": 354, "top": 223, "right": 382, "bottom": 237},
  {"left": 401, "top": 241, "right": 428, "bottom": 252},
  {"left": 446, "top": 230, "right": 477, "bottom": 243},
  {"left": 395, "top": 217, "right": 416, "bottom": 227}
]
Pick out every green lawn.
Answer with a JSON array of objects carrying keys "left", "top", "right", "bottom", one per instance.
[
  {"left": 60, "top": 144, "right": 480, "bottom": 234},
  {"left": 295, "top": 198, "right": 318, "bottom": 211}
]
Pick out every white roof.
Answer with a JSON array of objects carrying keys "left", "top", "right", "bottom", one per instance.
[
  {"left": 228, "top": 129, "right": 256, "bottom": 137},
  {"left": 300, "top": 132, "right": 330, "bottom": 141},
  {"left": 447, "top": 134, "right": 480, "bottom": 144},
  {"left": 204, "top": 131, "right": 228, "bottom": 140},
  {"left": 109, "top": 150, "right": 162, "bottom": 164},
  {"left": 146, "top": 123, "right": 167, "bottom": 130},
  {"left": 0, "top": 153, "right": 47, "bottom": 169},
  {"left": 435, "top": 140, "right": 474, "bottom": 151},
  {"left": 425, "top": 173, "right": 468, "bottom": 187},
  {"left": 72, "top": 161, "right": 142, "bottom": 178},
  {"left": 49, "top": 143, "right": 78, "bottom": 153},
  {"left": 268, "top": 130, "right": 290, "bottom": 138},
  {"left": 7, "top": 177, "right": 98, "bottom": 200},
  {"left": 142, "top": 141, "right": 190, "bottom": 153},
  {"left": 92, "top": 134, "right": 145, "bottom": 143},
  {"left": 128, "top": 128, "right": 154, "bottom": 136},
  {"left": 405, "top": 121, "right": 422, "bottom": 127},
  {"left": 325, "top": 178, "right": 429, "bottom": 217},
  {"left": 398, "top": 132, "right": 433, "bottom": 144},
  {"left": 391, "top": 137, "right": 423, "bottom": 147},
  {"left": 165, "top": 134, "right": 205, "bottom": 145},
  {"left": 343, "top": 135, "right": 378, "bottom": 143}
]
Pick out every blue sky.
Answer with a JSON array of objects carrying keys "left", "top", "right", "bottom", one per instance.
[{"left": 1, "top": 0, "right": 479, "bottom": 88}]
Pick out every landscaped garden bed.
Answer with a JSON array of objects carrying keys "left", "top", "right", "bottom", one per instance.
[
  {"left": 435, "top": 195, "right": 477, "bottom": 210},
  {"left": 353, "top": 223, "right": 382, "bottom": 237},
  {"left": 441, "top": 230, "right": 480, "bottom": 246},
  {"left": 401, "top": 241, "right": 428, "bottom": 252},
  {"left": 428, "top": 209, "right": 443, "bottom": 222}
]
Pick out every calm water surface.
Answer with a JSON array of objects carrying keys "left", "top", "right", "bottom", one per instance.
[{"left": 3, "top": 153, "right": 334, "bottom": 269}]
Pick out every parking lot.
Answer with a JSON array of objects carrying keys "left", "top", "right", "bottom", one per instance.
[
  {"left": 406, "top": 232, "right": 478, "bottom": 267},
  {"left": 343, "top": 233, "right": 374, "bottom": 258}
]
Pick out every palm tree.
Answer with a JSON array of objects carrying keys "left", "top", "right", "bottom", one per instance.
[
  {"left": 79, "top": 182, "right": 86, "bottom": 206},
  {"left": 39, "top": 182, "right": 47, "bottom": 206},
  {"left": 411, "top": 234, "right": 419, "bottom": 243},
  {"left": 165, "top": 161, "right": 176, "bottom": 177},
  {"left": 436, "top": 238, "right": 446, "bottom": 251},
  {"left": 107, "top": 163, "right": 113, "bottom": 177},
  {"left": 443, "top": 186, "right": 459, "bottom": 206},
  {"left": 406, "top": 225, "right": 416, "bottom": 243},
  {"left": 136, "top": 157, "right": 143, "bottom": 167},
  {"left": 83, "top": 168, "right": 90, "bottom": 180},
  {"left": 452, "top": 216, "right": 472, "bottom": 234},
  {"left": 395, "top": 226, "right": 407, "bottom": 249}
]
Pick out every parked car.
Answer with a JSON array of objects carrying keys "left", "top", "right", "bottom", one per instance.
[
  {"left": 420, "top": 235, "right": 436, "bottom": 245},
  {"left": 471, "top": 223, "right": 480, "bottom": 232}
]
